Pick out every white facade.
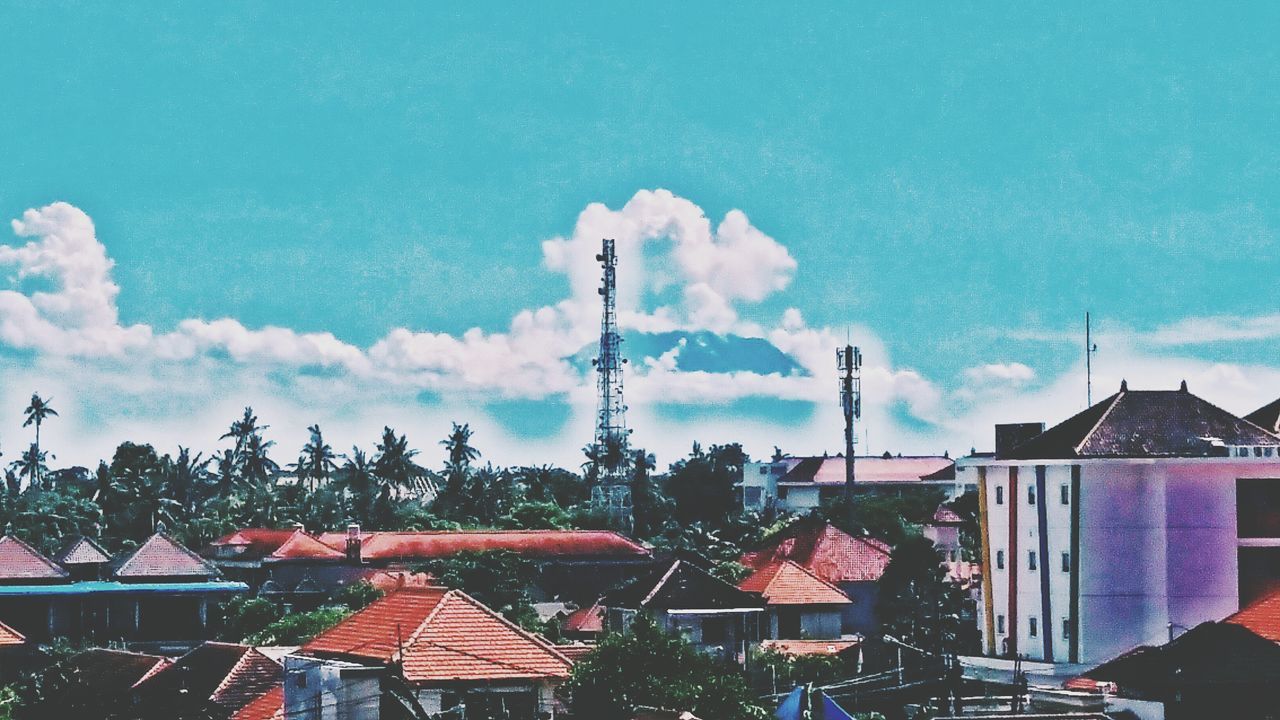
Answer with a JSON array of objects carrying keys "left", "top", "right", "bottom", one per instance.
[
  {"left": 742, "top": 455, "right": 967, "bottom": 513},
  {"left": 962, "top": 455, "right": 1280, "bottom": 666}
]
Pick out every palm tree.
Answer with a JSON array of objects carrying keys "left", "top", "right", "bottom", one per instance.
[
  {"left": 340, "top": 447, "right": 377, "bottom": 526},
  {"left": 374, "top": 426, "right": 429, "bottom": 498},
  {"left": 220, "top": 407, "right": 265, "bottom": 455},
  {"left": 295, "top": 424, "right": 337, "bottom": 491},
  {"left": 10, "top": 443, "right": 48, "bottom": 492},
  {"left": 441, "top": 422, "right": 480, "bottom": 475},
  {"left": 22, "top": 393, "right": 57, "bottom": 487}
]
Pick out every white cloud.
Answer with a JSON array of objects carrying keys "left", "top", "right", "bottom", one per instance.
[{"left": 1145, "top": 314, "right": 1280, "bottom": 345}]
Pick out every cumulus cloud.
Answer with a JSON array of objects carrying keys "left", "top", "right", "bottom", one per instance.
[{"left": 1144, "top": 314, "right": 1280, "bottom": 345}]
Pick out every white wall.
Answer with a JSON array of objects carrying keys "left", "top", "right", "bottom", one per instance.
[{"left": 283, "top": 656, "right": 382, "bottom": 720}]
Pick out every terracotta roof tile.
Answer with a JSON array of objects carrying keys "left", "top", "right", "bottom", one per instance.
[
  {"left": 741, "top": 521, "right": 892, "bottom": 584},
  {"left": 205, "top": 529, "right": 299, "bottom": 559},
  {"left": 302, "top": 587, "right": 573, "bottom": 683},
  {"left": 760, "top": 639, "right": 860, "bottom": 657},
  {"left": 210, "top": 649, "right": 285, "bottom": 713},
  {"left": 1227, "top": 589, "right": 1280, "bottom": 643},
  {"left": 0, "top": 535, "right": 69, "bottom": 581},
  {"left": 266, "top": 530, "right": 345, "bottom": 561},
  {"left": 554, "top": 642, "right": 595, "bottom": 662},
  {"left": 738, "top": 560, "right": 851, "bottom": 606},
  {"left": 312, "top": 529, "right": 649, "bottom": 561},
  {"left": 360, "top": 570, "right": 435, "bottom": 593},
  {"left": 115, "top": 533, "right": 218, "bottom": 578},
  {"left": 563, "top": 603, "right": 604, "bottom": 634},
  {"left": 232, "top": 686, "right": 283, "bottom": 720},
  {"left": 55, "top": 536, "right": 112, "bottom": 565},
  {"left": 0, "top": 620, "right": 25, "bottom": 647},
  {"left": 135, "top": 642, "right": 265, "bottom": 711}
]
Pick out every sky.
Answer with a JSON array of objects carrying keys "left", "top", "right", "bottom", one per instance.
[{"left": 1, "top": 2, "right": 1279, "bottom": 472}]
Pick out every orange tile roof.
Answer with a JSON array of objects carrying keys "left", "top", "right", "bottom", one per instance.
[
  {"left": 266, "top": 530, "right": 345, "bottom": 561},
  {"left": 554, "top": 642, "right": 595, "bottom": 662},
  {"left": 760, "top": 639, "right": 860, "bottom": 657},
  {"left": 115, "top": 533, "right": 218, "bottom": 578},
  {"left": 232, "top": 686, "right": 283, "bottom": 720},
  {"left": 1227, "top": 589, "right": 1280, "bottom": 643},
  {"left": 206, "top": 529, "right": 299, "bottom": 559},
  {"left": 211, "top": 648, "right": 285, "bottom": 713},
  {"left": 55, "top": 536, "right": 112, "bottom": 565},
  {"left": 0, "top": 620, "right": 26, "bottom": 646},
  {"left": 741, "top": 521, "right": 892, "bottom": 584},
  {"left": 563, "top": 603, "right": 604, "bottom": 634},
  {"left": 0, "top": 535, "right": 70, "bottom": 581},
  {"left": 360, "top": 570, "right": 435, "bottom": 593},
  {"left": 310, "top": 529, "right": 649, "bottom": 561},
  {"left": 302, "top": 587, "right": 573, "bottom": 683},
  {"left": 738, "top": 560, "right": 851, "bottom": 606}
]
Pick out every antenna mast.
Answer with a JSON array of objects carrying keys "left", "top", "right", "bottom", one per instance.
[
  {"left": 1086, "top": 312, "right": 1098, "bottom": 406},
  {"left": 838, "top": 344, "right": 862, "bottom": 526},
  {"left": 590, "top": 238, "right": 632, "bottom": 529}
]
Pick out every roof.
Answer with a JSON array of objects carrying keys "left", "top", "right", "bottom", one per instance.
[
  {"left": 555, "top": 642, "right": 596, "bottom": 662},
  {"left": 775, "top": 455, "right": 955, "bottom": 486},
  {"left": 360, "top": 570, "right": 435, "bottom": 593},
  {"left": 136, "top": 642, "right": 281, "bottom": 714},
  {"left": 0, "top": 535, "right": 70, "bottom": 581},
  {"left": 232, "top": 686, "right": 283, "bottom": 720},
  {"left": 55, "top": 536, "right": 112, "bottom": 565},
  {"left": 759, "top": 638, "right": 860, "bottom": 657},
  {"left": 738, "top": 560, "right": 851, "bottom": 606},
  {"left": 265, "top": 530, "right": 345, "bottom": 561},
  {"left": 1084, "top": 622, "right": 1280, "bottom": 692},
  {"left": 741, "top": 520, "right": 892, "bottom": 584},
  {"left": 929, "top": 506, "right": 964, "bottom": 524},
  {"left": 115, "top": 533, "right": 219, "bottom": 579},
  {"left": 301, "top": 587, "right": 573, "bottom": 683},
  {"left": 563, "top": 603, "right": 605, "bottom": 634},
  {"left": 210, "top": 647, "right": 286, "bottom": 712},
  {"left": 1226, "top": 588, "right": 1280, "bottom": 643},
  {"left": 56, "top": 649, "right": 171, "bottom": 693},
  {"left": 604, "top": 559, "right": 766, "bottom": 611},
  {"left": 999, "top": 385, "right": 1280, "bottom": 460},
  {"left": 0, "top": 580, "right": 247, "bottom": 596},
  {"left": 1247, "top": 397, "right": 1280, "bottom": 434},
  {"left": 0, "top": 620, "right": 26, "bottom": 647},
  {"left": 309, "top": 529, "right": 649, "bottom": 561},
  {"left": 205, "top": 529, "right": 298, "bottom": 559}
]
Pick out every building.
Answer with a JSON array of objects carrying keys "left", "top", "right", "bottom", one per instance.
[
  {"left": 740, "top": 519, "right": 893, "bottom": 635},
  {"left": 738, "top": 559, "right": 851, "bottom": 640},
  {"left": 0, "top": 531, "right": 246, "bottom": 647},
  {"left": 603, "top": 558, "right": 765, "bottom": 664},
  {"left": 741, "top": 454, "right": 963, "bottom": 513},
  {"left": 0, "top": 620, "right": 28, "bottom": 681},
  {"left": 25, "top": 648, "right": 172, "bottom": 718},
  {"left": 285, "top": 586, "right": 573, "bottom": 720},
  {"left": 133, "top": 641, "right": 283, "bottom": 719},
  {"left": 922, "top": 506, "right": 982, "bottom": 589},
  {"left": 233, "top": 687, "right": 284, "bottom": 720},
  {"left": 960, "top": 381, "right": 1280, "bottom": 665}
]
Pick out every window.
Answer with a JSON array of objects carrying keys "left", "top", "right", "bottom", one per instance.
[
  {"left": 1062, "top": 551, "right": 1071, "bottom": 572},
  {"left": 1060, "top": 484, "right": 1070, "bottom": 505},
  {"left": 293, "top": 672, "right": 307, "bottom": 689},
  {"left": 1256, "top": 446, "right": 1265, "bottom": 458},
  {"left": 1028, "top": 484, "right": 1037, "bottom": 505},
  {"left": 1268, "top": 447, "right": 1275, "bottom": 458},
  {"left": 1239, "top": 447, "right": 1251, "bottom": 458},
  {"left": 949, "top": 549, "right": 958, "bottom": 562},
  {"left": 777, "top": 609, "right": 801, "bottom": 639},
  {"left": 778, "top": 487, "right": 789, "bottom": 500},
  {"left": 996, "top": 550, "right": 1005, "bottom": 569},
  {"left": 996, "top": 486, "right": 1004, "bottom": 505},
  {"left": 1029, "top": 617, "right": 1038, "bottom": 637},
  {"left": 759, "top": 466, "right": 769, "bottom": 475},
  {"left": 1062, "top": 618, "right": 1072, "bottom": 640},
  {"left": 701, "top": 616, "right": 728, "bottom": 643},
  {"left": 997, "top": 615, "right": 1005, "bottom": 634},
  {"left": 1028, "top": 551, "right": 1037, "bottom": 571},
  {"left": 744, "top": 487, "right": 762, "bottom": 506}
]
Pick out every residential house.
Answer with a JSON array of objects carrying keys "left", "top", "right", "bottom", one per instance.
[
  {"left": 26, "top": 648, "right": 172, "bottom": 718},
  {"left": 233, "top": 687, "right": 284, "bottom": 720},
  {"left": 133, "top": 641, "right": 284, "bottom": 720},
  {"left": 738, "top": 559, "right": 851, "bottom": 640},
  {"left": 741, "top": 454, "right": 963, "bottom": 513},
  {"left": 603, "top": 558, "right": 765, "bottom": 664},
  {"left": 960, "top": 381, "right": 1280, "bottom": 665},
  {"left": 0, "top": 620, "right": 28, "bottom": 681},
  {"left": 285, "top": 586, "right": 573, "bottom": 720},
  {"left": 561, "top": 601, "right": 604, "bottom": 642},
  {"left": 740, "top": 519, "right": 893, "bottom": 635}
]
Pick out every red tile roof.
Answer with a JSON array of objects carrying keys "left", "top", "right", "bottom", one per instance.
[
  {"left": 0, "top": 620, "right": 26, "bottom": 647},
  {"left": 266, "top": 530, "right": 345, "bottom": 561},
  {"left": 1227, "top": 589, "right": 1280, "bottom": 643},
  {"left": 554, "top": 642, "right": 595, "bottom": 662},
  {"left": 206, "top": 529, "right": 299, "bottom": 559},
  {"left": 563, "top": 603, "right": 604, "bottom": 634},
  {"left": 309, "top": 530, "right": 649, "bottom": 561},
  {"left": 741, "top": 521, "right": 892, "bottom": 584},
  {"left": 361, "top": 570, "right": 435, "bottom": 593},
  {"left": 777, "top": 456, "right": 954, "bottom": 486},
  {"left": 55, "top": 536, "right": 111, "bottom": 565},
  {"left": 115, "top": 533, "right": 218, "bottom": 578},
  {"left": 232, "top": 686, "right": 283, "bottom": 720},
  {"left": 759, "top": 639, "right": 860, "bottom": 657},
  {"left": 302, "top": 587, "right": 573, "bottom": 683},
  {"left": 738, "top": 560, "right": 851, "bottom": 606},
  {"left": 211, "top": 648, "right": 286, "bottom": 713},
  {"left": 136, "top": 642, "right": 281, "bottom": 715},
  {"left": 0, "top": 535, "right": 70, "bottom": 581}
]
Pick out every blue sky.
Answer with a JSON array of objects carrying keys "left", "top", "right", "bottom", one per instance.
[{"left": 1, "top": 3, "right": 1279, "bottom": 469}]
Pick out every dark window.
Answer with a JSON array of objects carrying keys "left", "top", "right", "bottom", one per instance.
[
  {"left": 996, "top": 550, "right": 1005, "bottom": 569},
  {"left": 777, "top": 486, "right": 789, "bottom": 500},
  {"left": 996, "top": 486, "right": 1004, "bottom": 504},
  {"left": 997, "top": 615, "right": 1005, "bottom": 634},
  {"left": 1060, "top": 484, "right": 1070, "bottom": 505},
  {"left": 1062, "top": 552, "right": 1071, "bottom": 572},
  {"left": 1237, "top": 479, "right": 1280, "bottom": 538},
  {"left": 759, "top": 466, "right": 769, "bottom": 475},
  {"left": 1029, "top": 617, "right": 1038, "bottom": 637},
  {"left": 1028, "top": 484, "right": 1037, "bottom": 505},
  {"left": 1028, "top": 551, "right": 1037, "bottom": 571},
  {"left": 744, "top": 487, "right": 762, "bottom": 506},
  {"left": 701, "top": 616, "right": 729, "bottom": 643},
  {"left": 1062, "top": 618, "right": 1071, "bottom": 640},
  {"left": 293, "top": 672, "right": 307, "bottom": 689},
  {"left": 777, "top": 609, "right": 802, "bottom": 638}
]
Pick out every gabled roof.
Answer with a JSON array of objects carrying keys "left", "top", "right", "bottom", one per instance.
[
  {"left": 115, "top": 533, "right": 218, "bottom": 579},
  {"left": 563, "top": 602, "right": 605, "bottom": 634},
  {"left": 929, "top": 506, "right": 964, "bottom": 525},
  {"left": 1226, "top": 589, "right": 1280, "bottom": 643},
  {"left": 1247, "top": 397, "right": 1280, "bottom": 435},
  {"left": 265, "top": 530, "right": 345, "bottom": 561},
  {"left": 56, "top": 649, "right": 171, "bottom": 693},
  {"left": 55, "top": 536, "right": 112, "bottom": 565},
  {"left": 999, "top": 385, "right": 1280, "bottom": 460},
  {"left": 204, "top": 529, "right": 299, "bottom": 559},
  {"left": 776, "top": 455, "right": 954, "bottom": 486},
  {"left": 232, "top": 686, "right": 283, "bottom": 720},
  {"left": 0, "top": 535, "right": 70, "bottom": 581},
  {"left": 1084, "top": 622, "right": 1280, "bottom": 691},
  {"left": 301, "top": 587, "right": 573, "bottom": 683},
  {"left": 311, "top": 529, "right": 650, "bottom": 561},
  {"left": 210, "top": 647, "right": 286, "bottom": 712},
  {"left": 135, "top": 642, "right": 281, "bottom": 715},
  {"left": 741, "top": 520, "right": 892, "bottom": 584},
  {"left": 0, "top": 620, "right": 26, "bottom": 647},
  {"left": 604, "top": 559, "right": 765, "bottom": 611},
  {"left": 738, "top": 560, "right": 851, "bottom": 606}
]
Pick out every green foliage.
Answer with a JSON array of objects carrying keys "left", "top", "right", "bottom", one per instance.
[
  {"left": 752, "top": 647, "right": 847, "bottom": 688},
  {"left": 245, "top": 605, "right": 352, "bottom": 645},
  {"left": 876, "top": 536, "right": 980, "bottom": 656},
  {"left": 0, "top": 484, "right": 102, "bottom": 556},
  {"left": 664, "top": 443, "right": 749, "bottom": 526},
  {"left": 566, "top": 616, "right": 766, "bottom": 720},
  {"left": 499, "top": 500, "right": 571, "bottom": 530},
  {"left": 332, "top": 580, "right": 383, "bottom": 610},
  {"left": 218, "top": 596, "right": 283, "bottom": 642},
  {"left": 710, "top": 560, "right": 751, "bottom": 584},
  {"left": 820, "top": 487, "right": 948, "bottom": 546},
  {"left": 421, "top": 550, "right": 543, "bottom": 631},
  {"left": 946, "top": 489, "right": 981, "bottom": 561}
]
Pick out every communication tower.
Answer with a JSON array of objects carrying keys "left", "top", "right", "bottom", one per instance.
[
  {"left": 590, "top": 238, "right": 632, "bottom": 528},
  {"left": 838, "top": 344, "right": 862, "bottom": 523}
]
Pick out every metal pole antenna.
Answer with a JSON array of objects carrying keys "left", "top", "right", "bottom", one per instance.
[
  {"left": 1085, "top": 312, "right": 1098, "bottom": 406},
  {"left": 591, "top": 238, "right": 632, "bottom": 529},
  {"left": 839, "top": 344, "right": 861, "bottom": 526}
]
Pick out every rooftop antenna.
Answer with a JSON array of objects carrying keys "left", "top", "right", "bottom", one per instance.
[
  {"left": 838, "top": 344, "right": 862, "bottom": 526},
  {"left": 590, "top": 238, "right": 632, "bottom": 530},
  {"left": 1086, "top": 312, "right": 1099, "bottom": 406}
]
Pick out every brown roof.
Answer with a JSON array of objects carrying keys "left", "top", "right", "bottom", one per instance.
[
  {"left": 1226, "top": 589, "right": 1280, "bottom": 643},
  {"left": 738, "top": 560, "right": 851, "bottom": 606},
  {"left": 777, "top": 455, "right": 954, "bottom": 485},
  {"left": 135, "top": 642, "right": 281, "bottom": 715},
  {"left": 265, "top": 530, "right": 345, "bottom": 561},
  {"left": 57, "top": 649, "right": 171, "bottom": 693},
  {"left": 1247, "top": 398, "right": 1280, "bottom": 435},
  {"left": 302, "top": 587, "right": 573, "bottom": 683},
  {"left": 0, "top": 535, "right": 70, "bottom": 581},
  {"left": 205, "top": 529, "right": 299, "bottom": 559},
  {"left": 759, "top": 638, "right": 860, "bottom": 657},
  {"left": 741, "top": 520, "right": 892, "bottom": 584},
  {"left": 1000, "top": 385, "right": 1280, "bottom": 460},
  {"left": 210, "top": 648, "right": 286, "bottom": 713},
  {"left": 232, "top": 686, "right": 283, "bottom": 720},
  {"left": 0, "top": 620, "right": 26, "bottom": 647},
  {"left": 115, "top": 532, "right": 218, "bottom": 578},
  {"left": 310, "top": 529, "right": 649, "bottom": 561},
  {"left": 55, "top": 536, "right": 112, "bottom": 565}
]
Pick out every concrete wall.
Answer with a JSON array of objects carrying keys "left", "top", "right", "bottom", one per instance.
[{"left": 284, "top": 656, "right": 381, "bottom": 720}]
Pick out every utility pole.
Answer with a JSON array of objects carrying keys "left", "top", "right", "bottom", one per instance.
[
  {"left": 1086, "top": 312, "right": 1099, "bottom": 407},
  {"left": 838, "top": 344, "right": 861, "bottom": 527}
]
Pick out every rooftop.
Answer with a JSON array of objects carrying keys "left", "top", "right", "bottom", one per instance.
[
  {"left": 301, "top": 587, "right": 573, "bottom": 683},
  {"left": 205, "top": 529, "right": 299, "bottom": 559},
  {"left": 0, "top": 620, "right": 26, "bottom": 647},
  {"left": 563, "top": 602, "right": 604, "bottom": 634},
  {"left": 265, "top": 530, "right": 345, "bottom": 561},
  {"left": 115, "top": 532, "right": 220, "bottom": 579},
  {"left": 1247, "top": 397, "right": 1280, "bottom": 435},
  {"left": 55, "top": 536, "right": 111, "bottom": 565},
  {"left": 135, "top": 642, "right": 282, "bottom": 715},
  {"left": 772, "top": 455, "right": 954, "bottom": 486},
  {"left": 741, "top": 520, "right": 892, "bottom": 584},
  {"left": 231, "top": 686, "right": 283, "bottom": 720},
  {"left": 273, "top": 528, "right": 650, "bottom": 561},
  {"left": 604, "top": 559, "right": 766, "bottom": 611},
  {"left": 738, "top": 559, "right": 851, "bottom": 606},
  {"left": 0, "top": 535, "right": 70, "bottom": 582},
  {"left": 55, "top": 649, "right": 172, "bottom": 693},
  {"left": 1083, "top": 622, "right": 1280, "bottom": 691},
  {"left": 1226, "top": 588, "right": 1280, "bottom": 643},
  {"left": 759, "top": 638, "right": 860, "bottom": 657}
]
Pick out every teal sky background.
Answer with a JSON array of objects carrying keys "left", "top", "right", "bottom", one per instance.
[{"left": 1, "top": 3, "right": 1279, "bottom": 467}]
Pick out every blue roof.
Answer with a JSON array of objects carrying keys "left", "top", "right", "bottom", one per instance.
[{"left": 0, "top": 581, "right": 247, "bottom": 596}]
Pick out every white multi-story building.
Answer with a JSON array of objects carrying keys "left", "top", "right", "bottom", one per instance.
[
  {"left": 959, "top": 381, "right": 1280, "bottom": 666},
  {"left": 742, "top": 454, "right": 965, "bottom": 512}
]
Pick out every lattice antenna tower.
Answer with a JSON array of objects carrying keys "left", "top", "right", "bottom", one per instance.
[
  {"left": 590, "top": 238, "right": 632, "bottom": 526},
  {"left": 838, "top": 344, "right": 862, "bottom": 523}
]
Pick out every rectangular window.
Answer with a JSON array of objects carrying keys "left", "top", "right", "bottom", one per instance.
[
  {"left": 1062, "top": 618, "right": 1071, "bottom": 640},
  {"left": 744, "top": 487, "right": 762, "bottom": 506},
  {"left": 1029, "top": 617, "right": 1038, "bottom": 637},
  {"left": 759, "top": 466, "right": 768, "bottom": 475},
  {"left": 996, "top": 486, "right": 1004, "bottom": 505},
  {"left": 1060, "top": 484, "right": 1070, "bottom": 505},
  {"left": 1028, "top": 484, "right": 1037, "bottom": 505},
  {"left": 996, "top": 550, "right": 1005, "bottom": 569},
  {"left": 1062, "top": 551, "right": 1071, "bottom": 572},
  {"left": 777, "top": 487, "right": 788, "bottom": 500},
  {"left": 1029, "top": 551, "right": 1037, "bottom": 571},
  {"left": 949, "top": 549, "right": 958, "bottom": 562},
  {"left": 997, "top": 615, "right": 1005, "bottom": 634}
]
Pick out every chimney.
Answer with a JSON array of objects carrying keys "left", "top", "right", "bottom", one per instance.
[
  {"left": 995, "top": 422, "right": 1045, "bottom": 455},
  {"left": 346, "top": 524, "right": 362, "bottom": 563}
]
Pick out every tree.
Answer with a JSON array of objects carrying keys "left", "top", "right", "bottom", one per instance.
[
  {"left": 876, "top": 536, "right": 979, "bottom": 657},
  {"left": 10, "top": 444, "right": 48, "bottom": 492},
  {"left": 566, "top": 615, "right": 766, "bottom": 720},
  {"left": 22, "top": 393, "right": 57, "bottom": 488},
  {"left": 245, "top": 606, "right": 352, "bottom": 645},
  {"left": 295, "top": 424, "right": 337, "bottom": 491},
  {"left": 422, "top": 550, "right": 542, "bottom": 630},
  {"left": 219, "top": 596, "right": 282, "bottom": 642},
  {"left": 664, "top": 443, "right": 748, "bottom": 526},
  {"left": 373, "top": 426, "right": 428, "bottom": 497}
]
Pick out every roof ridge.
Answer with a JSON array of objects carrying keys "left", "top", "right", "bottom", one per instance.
[
  {"left": 429, "top": 590, "right": 573, "bottom": 670},
  {"left": 1074, "top": 390, "right": 1126, "bottom": 456},
  {"left": 208, "top": 646, "right": 261, "bottom": 702},
  {"left": 640, "top": 560, "right": 683, "bottom": 606},
  {"left": 0, "top": 535, "right": 70, "bottom": 577},
  {"left": 117, "top": 532, "right": 217, "bottom": 577}
]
